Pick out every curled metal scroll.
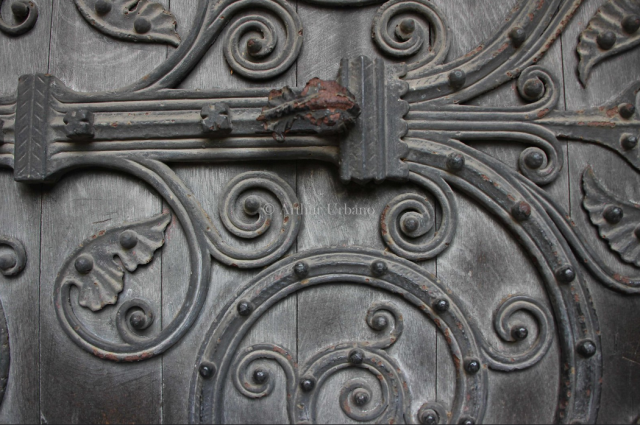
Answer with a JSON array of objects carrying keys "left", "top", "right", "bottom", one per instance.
[
  {"left": 0, "top": 0, "right": 38, "bottom": 36},
  {"left": 0, "top": 234, "right": 27, "bottom": 277},
  {"left": 54, "top": 157, "right": 298, "bottom": 361},
  {"left": 0, "top": 299, "right": 9, "bottom": 407},
  {"left": 190, "top": 249, "right": 487, "bottom": 424}
]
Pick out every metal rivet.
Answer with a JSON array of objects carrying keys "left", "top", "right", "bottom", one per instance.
[
  {"left": 74, "top": 254, "right": 94, "bottom": 274},
  {"left": 446, "top": 153, "right": 465, "bottom": 172},
  {"left": 348, "top": 349, "right": 365, "bottom": 365},
  {"left": 237, "top": 301, "right": 253, "bottom": 317},
  {"left": 252, "top": 369, "right": 269, "bottom": 384},
  {"left": 401, "top": 214, "right": 420, "bottom": 234},
  {"left": 119, "top": 230, "right": 138, "bottom": 249},
  {"left": 395, "top": 18, "right": 416, "bottom": 41},
  {"left": 134, "top": 17, "right": 152, "bottom": 34},
  {"left": 459, "top": 419, "right": 475, "bottom": 425},
  {"left": 448, "top": 70, "right": 466, "bottom": 90},
  {"left": 522, "top": 78, "right": 545, "bottom": 101},
  {"left": 0, "top": 253, "right": 17, "bottom": 271},
  {"left": 199, "top": 362, "right": 216, "bottom": 379},
  {"left": 419, "top": 409, "right": 439, "bottom": 425},
  {"left": 247, "top": 38, "right": 263, "bottom": 55},
  {"left": 464, "top": 359, "right": 481, "bottom": 374},
  {"left": 243, "top": 195, "right": 261, "bottom": 215},
  {"left": 512, "top": 326, "right": 529, "bottom": 341},
  {"left": 509, "top": 27, "right": 526, "bottom": 48},
  {"left": 596, "top": 31, "right": 617, "bottom": 50},
  {"left": 352, "top": 389, "right": 370, "bottom": 407},
  {"left": 294, "top": 261, "right": 309, "bottom": 278},
  {"left": 603, "top": 205, "right": 623, "bottom": 224},
  {"left": 622, "top": 15, "right": 640, "bottom": 35},
  {"left": 11, "top": 0, "right": 30, "bottom": 20},
  {"left": 300, "top": 378, "right": 315, "bottom": 392},
  {"left": 371, "top": 314, "right": 388, "bottom": 330},
  {"left": 371, "top": 260, "right": 387, "bottom": 276},
  {"left": 577, "top": 340, "right": 597, "bottom": 358},
  {"left": 433, "top": 299, "right": 449, "bottom": 313},
  {"left": 555, "top": 265, "right": 576, "bottom": 283},
  {"left": 524, "top": 150, "right": 545, "bottom": 169},
  {"left": 620, "top": 103, "right": 636, "bottom": 119},
  {"left": 634, "top": 225, "right": 640, "bottom": 239},
  {"left": 129, "top": 311, "right": 147, "bottom": 330},
  {"left": 94, "top": 0, "right": 112, "bottom": 15},
  {"left": 511, "top": 201, "right": 532, "bottom": 222},
  {"left": 621, "top": 134, "right": 638, "bottom": 150}
]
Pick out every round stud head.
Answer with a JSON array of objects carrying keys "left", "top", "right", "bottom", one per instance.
[
  {"left": 402, "top": 215, "right": 420, "bottom": 233},
  {"left": 464, "top": 359, "right": 481, "bottom": 374},
  {"left": 119, "top": 230, "right": 138, "bottom": 250},
  {"left": 448, "top": 70, "right": 466, "bottom": 90},
  {"left": 237, "top": 301, "right": 253, "bottom": 317},
  {"left": 577, "top": 340, "right": 597, "bottom": 358},
  {"left": 371, "top": 260, "right": 388, "bottom": 276},
  {"left": 395, "top": 18, "right": 416, "bottom": 41},
  {"left": 0, "top": 253, "right": 17, "bottom": 271},
  {"left": 293, "top": 261, "right": 309, "bottom": 278},
  {"left": 246, "top": 38, "right": 263, "bottom": 56},
  {"left": 94, "top": 0, "right": 112, "bottom": 15},
  {"left": 446, "top": 153, "right": 465, "bottom": 172},
  {"left": 243, "top": 195, "right": 261, "bottom": 215},
  {"left": 348, "top": 349, "right": 365, "bottom": 365},
  {"left": 134, "top": 17, "right": 152, "bottom": 34},
  {"left": 522, "top": 78, "right": 545, "bottom": 101},
  {"left": 419, "top": 409, "right": 439, "bottom": 425},
  {"left": 622, "top": 15, "right": 640, "bottom": 35},
  {"left": 621, "top": 134, "right": 638, "bottom": 150},
  {"left": 300, "top": 378, "right": 315, "bottom": 392},
  {"left": 199, "top": 362, "right": 216, "bottom": 379},
  {"left": 555, "top": 265, "right": 576, "bottom": 283},
  {"left": 634, "top": 225, "right": 640, "bottom": 239},
  {"left": 596, "top": 31, "right": 617, "bottom": 50},
  {"left": 371, "top": 314, "right": 388, "bottom": 331},
  {"left": 433, "top": 299, "right": 450, "bottom": 313},
  {"left": 74, "top": 254, "right": 94, "bottom": 274},
  {"left": 129, "top": 311, "right": 147, "bottom": 330},
  {"left": 603, "top": 205, "right": 623, "bottom": 224},
  {"left": 512, "top": 326, "right": 529, "bottom": 341},
  {"left": 459, "top": 418, "right": 475, "bottom": 425},
  {"left": 352, "top": 389, "right": 370, "bottom": 407},
  {"left": 511, "top": 201, "right": 532, "bottom": 222},
  {"left": 11, "top": 0, "right": 30, "bottom": 20},
  {"left": 509, "top": 27, "right": 526, "bottom": 47},
  {"left": 252, "top": 369, "right": 268, "bottom": 384},
  {"left": 524, "top": 150, "right": 545, "bottom": 169},
  {"left": 619, "top": 103, "right": 636, "bottom": 119}
]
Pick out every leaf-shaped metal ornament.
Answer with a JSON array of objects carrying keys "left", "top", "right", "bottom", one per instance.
[
  {"left": 73, "top": 0, "right": 180, "bottom": 47},
  {"left": 57, "top": 213, "right": 171, "bottom": 312},
  {"left": 577, "top": 0, "right": 640, "bottom": 85},
  {"left": 582, "top": 166, "right": 640, "bottom": 267}
]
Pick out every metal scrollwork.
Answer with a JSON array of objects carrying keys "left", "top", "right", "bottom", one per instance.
[
  {"left": 0, "top": 299, "right": 9, "bottom": 408},
  {"left": 73, "top": 0, "right": 181, "bottom": 46},
  {"left": 191, "top": 249, "right": 487, "bottom": 424},
  {"left": 0, "top": 234, "right": 27, "bottom": 277},
  {"left": 0, "top": 0, "right": 38, "bottom": 36}
]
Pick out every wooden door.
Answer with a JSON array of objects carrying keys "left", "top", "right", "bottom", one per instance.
[{"left": 1, "top": 0, "right": 639, "bottom": 423}]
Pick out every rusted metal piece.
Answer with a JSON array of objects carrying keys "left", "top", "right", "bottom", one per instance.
[
  {"left": 0, "top": 0, "right": 38, "bottom": 36},
  {"left": 257, "top": 78, "right": 360, "bottom": 142}
]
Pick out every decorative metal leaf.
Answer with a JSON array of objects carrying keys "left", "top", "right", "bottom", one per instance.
[
  {"left": 577, "top": 0, "right": 640, "bottom": 85},
  {"left": 73, "top": 0, "right": 180, "bottom": 47},
  {"left": 582, "top": 166, "right": 640, "bottom": 267},
  {"left": 59, "top": 213, "right": 171, "bottom": 312}
]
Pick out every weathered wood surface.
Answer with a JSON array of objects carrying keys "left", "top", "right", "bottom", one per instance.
[{"left": 0, "top": 0, "right": 639, "bottom": 423}]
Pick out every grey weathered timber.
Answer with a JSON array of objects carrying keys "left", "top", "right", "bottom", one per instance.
[
  {"left": 0, "top": 0, "right": 51, "bottom": 421},
  {"left": 0, "top": 0, "right": 640, "bottom": 423}
]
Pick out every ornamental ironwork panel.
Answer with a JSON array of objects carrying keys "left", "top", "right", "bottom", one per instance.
[{"left": 0, "top": 0, "right": 639, "bottom": 423}]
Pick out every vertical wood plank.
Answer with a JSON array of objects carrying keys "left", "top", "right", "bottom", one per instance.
[
  {"left": 432, "top": 1, "right": 562, "bottom": 422},
  {"left": 161, "top": 2, "right": 298, "bottom": 423},
  {"left": 38, "top": 0, "right": 169, "bottom": 422},
  {"left": 0, "top": 1, "right": 52, "bottom": 422},
  {"left": 562, "top": 1, "right": 640, "bottom": 423}
]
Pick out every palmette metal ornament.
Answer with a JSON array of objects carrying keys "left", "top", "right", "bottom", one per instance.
[{"left": 0, "top": 0, "right": 639, "bottom": 422}]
